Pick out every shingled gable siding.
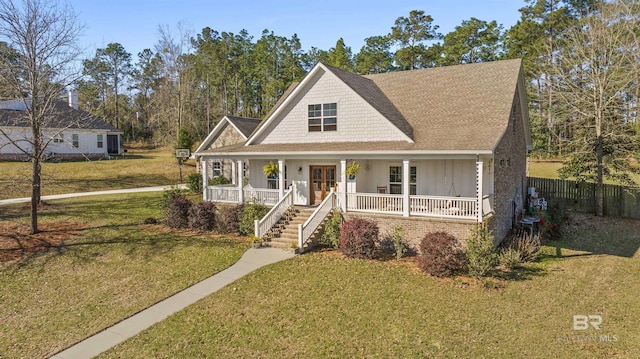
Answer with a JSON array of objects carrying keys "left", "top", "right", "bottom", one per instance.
[
  {"left": 254, "top": 69, "right": 408, "bottom": 144},
  {"left": 203, "top": 122, "right": 246, "bottom": 180},
  {"left": 491, "top": 89, "right": 528, "bottom": 243},
  {"left": 343, "top": 213, "right": 475, "bottom": 253}
]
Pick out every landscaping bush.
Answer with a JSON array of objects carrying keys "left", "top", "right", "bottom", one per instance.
[
  {"left": 319, "top": 209, "right": 342, "bottom": 249},
  {"left": 390, "top": 226, "right": 408, "bottom": 259},
  {"left": 166, "top": 196, "right": 192, "bottom": 228},
  {"left": 186, "top": 173, "right": 203, "bottom": 193},
  {"left": 502, "top": 228, "right": 541, "bottom": 263},
  {"left": 540, "top": 202, "right": 568, "bottom": 241},
  {"left": 209, "top": 176, "right": 231, "bottom": 186},
  {"left": 188, "top": 201, "right": 216, "bottom": 231},
  {"left": 339, "top": 218, "right": 379, "bottom": 259},
  {"left": 161, "top": 186, "right": 188, "bottom": 212},
  {"left": 239, "top": 202, "right": 270, "bottom": 235},
  {"left": 466, "top": 223, "right": 498, "bottom": 277},
  {"left": 416, "top": 231, "right": 466, "bottom": 277},
  {"left": 216, "top": 204, "right": 244, "bottom": 233},
  {"left": 499, "top": 247, "right": 523, "bottom": 270}
]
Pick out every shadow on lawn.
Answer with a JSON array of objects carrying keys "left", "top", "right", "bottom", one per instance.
[{"left": 545, "top": 212, "right": 640, "bottom": 259}]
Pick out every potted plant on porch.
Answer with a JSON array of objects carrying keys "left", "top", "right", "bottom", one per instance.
[
  {"left": 345, "top": 160, "right": 361, "bottom": 180},
  {"left": 263, "top": 161, "right": 279, "bottom": 178}
]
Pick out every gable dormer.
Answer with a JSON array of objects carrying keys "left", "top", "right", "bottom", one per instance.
[{"left": 247, "top": 63, "right": 413, "bottom": 145}]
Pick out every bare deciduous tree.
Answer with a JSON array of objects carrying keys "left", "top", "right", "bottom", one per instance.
[
  {"left": 553, "top": 0, "right": 640, "bottom": 216},
  {"left": 0, "top": 0, "right": 83, "bottom": 233}
]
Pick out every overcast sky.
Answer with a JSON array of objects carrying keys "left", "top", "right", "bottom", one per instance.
[{"left": 69, "top": 0, "right": 525, "bottom": 58}]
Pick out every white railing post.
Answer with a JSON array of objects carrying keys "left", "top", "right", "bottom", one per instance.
[
  {"left": 201, "top": 158, "right": 208, "bottom": 201},
  {"left": 237, "top": 159, "right": 244, "bottom": 204},
  {"left": 298, "top": 223, "right": 303, "bottom": 249},
  {"left": 254, "top": 219, "right": 260, "bottom": 238},
  {"left": 476, "top": 158, "right": 484, "bottom": 222},
  {"left": 278, "top": 159, "right": 285, "bottom": 201},
  {"left": 403, "top": 160, "right": 410, "bottom": 217},
  {"left": 340, "top": 159, "right": 347, "bottom": 212}
]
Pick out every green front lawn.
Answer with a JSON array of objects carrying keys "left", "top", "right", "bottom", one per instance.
[
  {"left": 100, "top": 213, "right": 640, "bottom": 358},
  {"left": 0, "top": 192, "right": 247, "bottom": 359},
  {"left": 0, "top": 147, "right": 196, "bottom": 200}
]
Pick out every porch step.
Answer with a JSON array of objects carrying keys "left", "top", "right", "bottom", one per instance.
[{"left": 262, "top": 206, "right": 316, "bottom": 249}]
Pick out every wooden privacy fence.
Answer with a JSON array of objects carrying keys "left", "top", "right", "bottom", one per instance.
[{"left": 527, "top": 177, "right": 640, "bottom": 218}]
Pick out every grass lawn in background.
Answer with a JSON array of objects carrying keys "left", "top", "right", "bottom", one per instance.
[
  {"left": 0, "top": 192, "right": 248, "bottom": 359},
  {"left": 0, "top": 146, "right": 197, "bottom": 200},
  {"left": 99, "top": 212, "right": 640, "bottom": 359},
  {"left": 529, "top": 160, "right": 640, "bottom": 186}
]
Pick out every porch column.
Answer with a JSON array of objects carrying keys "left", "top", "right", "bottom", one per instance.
[
  {"left": 278, "top": 159, "right": 285, "bottom": 200},
  {"left": 340, "top": 159, "right": 347, "bottom": 212},
  {"left": 403, "top": 160, "right": 410, "bottom": 217},
  {"left": 476, "top": 158, "right": 484, "bottom": 222},
  {"left": 237, "top": 159, "right": 244, "bottom": 204},
  {"left": 231, "top": 160, "right": 237, "bottom": 185},
  {"left": 201, "top": 158, "right": 208, "bottom": 201}
]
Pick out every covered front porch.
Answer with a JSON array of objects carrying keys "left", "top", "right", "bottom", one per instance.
[{"left": 200, "top": 156, "right": 494, "bottom": 222}]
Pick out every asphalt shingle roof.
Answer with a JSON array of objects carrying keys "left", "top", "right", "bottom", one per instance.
[
  {"left": 0, "top": 100, "right": 121, "bottom": 132},
  {"left": 225, "top": 116, "right": 261, "bottom": 138},
  {"left": 198, "top": 59, "right": 525, "bottom": 155}
]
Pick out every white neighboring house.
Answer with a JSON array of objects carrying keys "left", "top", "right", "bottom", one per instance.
[{"left": 0, "top": 91, "right": 122, "bottom": 160}]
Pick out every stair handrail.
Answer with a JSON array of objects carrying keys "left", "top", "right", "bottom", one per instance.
[
  {"left": 255, "top": 186, "right": 294, "bottom": 239},
  {"left": 298, "top": 190, "right": 335, "bottom": 250}
]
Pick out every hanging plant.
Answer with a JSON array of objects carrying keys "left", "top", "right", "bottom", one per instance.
[
  {"left": 345, "top": 160, "right": 361, "bottom": 179},
  {"left": 263, "top": 161, "right": 279, "bottom": 178}
]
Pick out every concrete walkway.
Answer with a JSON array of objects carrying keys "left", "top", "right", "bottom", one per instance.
[
  {"left": 0, "top": 184, "right": 187, "bottom": 206},
  {"left": 50, "top": 247, "right": 294, "bottom": 359}
]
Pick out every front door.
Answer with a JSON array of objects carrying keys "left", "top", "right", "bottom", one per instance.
[{"left": 310, "top": 166, "right": 336, "bottom": 205}]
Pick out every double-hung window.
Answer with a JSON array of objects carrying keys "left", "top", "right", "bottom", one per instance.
[
  {"left": 308, "top": 103, "right": 337, "bottom": 132},
  {"left": 212, "top": 161, "right": 223, "bottom": 177},
  {"left": 72, "top": 134, "right": 79, "bottom": 148},
  {"left": 97, "top": 134, "right": 103, "bottom": 148},
  {"left": 53, "top": 133, "right": 63, "bottom": 143},
  {"left": 389, "top": 166, "right": 417, "bottom": 195}
]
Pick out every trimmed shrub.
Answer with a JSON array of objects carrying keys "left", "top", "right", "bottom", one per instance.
[
  {"left": 390, "top": 226, "right": 408, "bottom": 259},
  {"left": 319, "top": 209, "right": 342, "bottom": 249},
  {"left": 186, "top": 173, "right": 203, "bottom": 193},
  {"left": 209, "top": 176, "right": 231, "bottom": 186},
  {"left": 188, "top": 201, "right": 216, "bottom": 231},
  {"left": 239, "top": 202, "right": 270, "bottom": 235},
  {"left": 416, "top": 231, "right": 466, "bottom": 277},
  {"left": 161, "top": 186, "right": 188, "bottom": 212},
  {"left": 166, "top": 196, "right": 192, "bottom": 228},
  {"left": 466, "top": 223, "right": 498, "bottom": 277},
  {"left": 216, "top": 204, "right": 244, "bottom": 234},
  {"left": 339, "top": 218, "right": 379, "bottom": 259}
]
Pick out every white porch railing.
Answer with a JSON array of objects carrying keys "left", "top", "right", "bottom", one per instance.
[
  {"left": 244, "top": 188, "right": 279, "bottom": 206},
  {"left": 206, "top": 185, "right": 240, "bottom": 203},
  {"left": 298, "top": 191, "right": 336, "bottom": 250},
  {"left": 206, "top": 186, "right": 280, "bottom": 206},
  {"left": 409, "top": 195, "right": 477, "bottom": 220},
  {"left": 254, "top": 189, "right": 293, "bottom": 239},
  {"left": 346, "top": 192, "right": 403, "bottom": 215},
  {"left": 342, "top": 192, "right": 480, "bottom": 221}
]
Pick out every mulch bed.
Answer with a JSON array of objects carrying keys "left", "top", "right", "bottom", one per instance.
[{"left": 0, "top": 221, "right": 84, "bottom": 265}]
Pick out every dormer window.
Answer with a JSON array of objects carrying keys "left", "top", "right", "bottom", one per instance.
[{"left": 308, "top": 103, "right": 337, "bottom": 132}]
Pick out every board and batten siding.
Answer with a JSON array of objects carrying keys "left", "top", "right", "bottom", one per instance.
[{"left": 253, "top": 69, "right": 410, "bottom": 144}]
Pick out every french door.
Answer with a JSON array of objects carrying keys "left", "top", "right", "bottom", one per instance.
[{"left": 310, "top": 166, "right": 336, "bottom": 205}]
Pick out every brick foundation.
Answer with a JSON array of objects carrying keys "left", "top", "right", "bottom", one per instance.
[{"left": 343, "top": 212, "right": 476, "bottom": 253}]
